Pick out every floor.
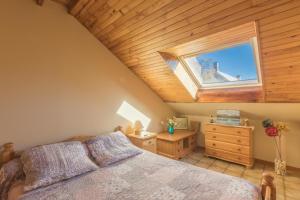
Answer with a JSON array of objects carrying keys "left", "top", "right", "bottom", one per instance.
[{"left": 180, "top": 149, "right": 300, "bottom": 200}]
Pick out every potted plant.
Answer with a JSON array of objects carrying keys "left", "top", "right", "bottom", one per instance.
[{"left": 262, "top": 119, "right": 288, "bottom": 175}]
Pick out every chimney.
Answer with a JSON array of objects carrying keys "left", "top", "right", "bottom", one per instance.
[{"left": 213, "top": 62, "right": 219, "bottom": 71}]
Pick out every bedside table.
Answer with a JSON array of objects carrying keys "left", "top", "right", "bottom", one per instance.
[{"left": 127, "top": 132, "right": 157, "bottom": 153}]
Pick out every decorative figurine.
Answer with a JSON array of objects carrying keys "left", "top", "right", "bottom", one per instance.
[
  {"left": 0, "top": 143, "right": 15, "bottom": 165},
  {"left": 134, "top": 120, "right": 143, "bottom": 135},
  {"left": 210, "top": 115, "right": 214, "bottom": 123},
  {"left": 242, "top": 118, "right": 250, "bottom": 126}
]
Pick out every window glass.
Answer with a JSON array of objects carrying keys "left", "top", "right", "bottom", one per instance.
[{"left": 183, "top": 42, "right": 259, "bottom": 88}]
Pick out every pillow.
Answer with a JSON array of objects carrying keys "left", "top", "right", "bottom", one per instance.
[
  {"left": 86, "top": 131, "right": 142, "bottom": 167},
  {"left": 21, "top": 141, "right": 98, "bottom": 192},
  {"left": 0, "top": 158, "right": 24, "bottom": 200}
]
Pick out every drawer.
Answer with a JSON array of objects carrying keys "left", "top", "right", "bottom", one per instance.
[
  {"left": 205, "top": 132, "right": 250, "bottom": 146},
  {"left": 143, "top": 143, "right": 156, "bottom": 153},
  {"left": 143, "top": 138, "right": 156, "bottom": 146},
  {"left": 205, "top": 124, "right": 251, "bottom": 137},
  {"left": 205, "top": 139, "right": 250, "bottom": 156},
  {"left": 206, "top": 148, "right": 252, "bottom": 165}
]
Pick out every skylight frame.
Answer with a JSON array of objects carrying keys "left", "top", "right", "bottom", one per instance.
[{"left": 179, "top": 37, "right": 263, "bottom": 90}]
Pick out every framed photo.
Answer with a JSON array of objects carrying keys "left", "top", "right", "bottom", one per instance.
[{"left": 174, "top": 117, "right": 188, "bottom": 130}]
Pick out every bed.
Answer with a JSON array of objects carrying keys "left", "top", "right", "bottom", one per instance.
[{"left": 1, "top": 128, "right": 275, "bottom": 200}]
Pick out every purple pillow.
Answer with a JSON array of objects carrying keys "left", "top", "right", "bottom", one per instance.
[
  {"left": 86, "top": 131, "right": 142, "bottom": 167},
  {"left": 21, "top": 141, "right": 98, "bottom": 191}
]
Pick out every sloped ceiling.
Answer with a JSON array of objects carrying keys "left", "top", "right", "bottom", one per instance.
[{"left": 51, "top": 0, "right": 300, "bottom": 103}]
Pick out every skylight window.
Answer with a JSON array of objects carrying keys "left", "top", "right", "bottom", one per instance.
[{"left": 181, "top": 41, "right": 262, "bottom": 89}]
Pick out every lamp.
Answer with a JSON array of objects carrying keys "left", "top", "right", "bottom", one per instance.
[{"left": 134, "top": 120, "right": 144, "bottom": 135}]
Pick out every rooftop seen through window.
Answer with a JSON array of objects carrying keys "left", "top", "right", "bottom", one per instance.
[{"left": 182, "top": 42, "right": 261, "bottom": 89}]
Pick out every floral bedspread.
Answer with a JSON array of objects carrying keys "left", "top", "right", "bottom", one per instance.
[{"left": 19, "top": 151, "right": 261, "bottom": 200}]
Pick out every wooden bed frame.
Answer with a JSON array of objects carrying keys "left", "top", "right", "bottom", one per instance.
[{"left": 0, "top": 126, "right": 276, "bottom": 200}]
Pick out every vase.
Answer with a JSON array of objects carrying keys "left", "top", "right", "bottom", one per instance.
[
  {"left": 274, "top": 158, "right": 286, "bottom": 176},
  {"left": 168, "top": 126, "right": 174, "bottom": 134}
]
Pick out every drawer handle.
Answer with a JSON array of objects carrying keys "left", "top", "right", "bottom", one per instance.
[
  {"left": 237, "top": 139, "right": 241, "bottom": 143},
  {"left": 237, "top": 131, "right": 241, "bottom": 134},
  {"left": 238, "top": 157, "right": 241, "bottom": 160},
  {"left": 212, "top": 143, "right": 216, "bottom": 146},
  {"left": 212, "top": 136, "right": 216, "bottom": 139},
  {"left": 212, "top": 128, "right": 216, "bottom": 131},
  {"left": 237, "top": 148, "right": 241, "bottom": 151}
]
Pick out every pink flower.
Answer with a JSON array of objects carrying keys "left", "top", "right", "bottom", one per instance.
[{"left": 265, "top": 126, "right": 278, "bottom": 137}]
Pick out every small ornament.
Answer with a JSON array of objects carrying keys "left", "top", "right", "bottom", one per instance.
[
  {"left": 242, "top": 119, "right": 249, "bottom": 126},
  {"left": 134, "top": 120, "right": 144, "bottom": 135},
  {"left": 0, "top": 143, "right": 15, "bottom": 165},
  {"left": 125, "top": 124, "right": 134, "bottom": 135},
  {"left": 210, "top": 115, "right": 214, "bottom": 123}
]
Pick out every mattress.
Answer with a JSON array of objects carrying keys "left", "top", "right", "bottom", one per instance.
[{"left": 9, "top": 151, "right": 261, "bottom": 200}]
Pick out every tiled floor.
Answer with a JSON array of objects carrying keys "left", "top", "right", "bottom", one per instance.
[{"left": 180, "top": 149, "right": 300, "bottom": 200}]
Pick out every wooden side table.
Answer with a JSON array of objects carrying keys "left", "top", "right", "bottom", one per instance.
[
  {"left": 127, "top": 132, "right": 157, "bottom": 153},
  {"left": 157, "top": 130, "right": 196, "bottom": 160}
]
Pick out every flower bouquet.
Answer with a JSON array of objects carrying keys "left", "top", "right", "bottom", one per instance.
[
  {"left": 167, "top": 117, "right": 177, "bottom": 135},
  {"left": 262, "top": 119, "right": 288, "bottom": 175}
]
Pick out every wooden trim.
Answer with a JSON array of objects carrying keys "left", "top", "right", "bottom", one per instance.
[
  {"left": 196, "top": 86, "right": 264, "bottom": 103},
  {"left": 36, "top": 0, "right": 44, "bottom": 6},
  {"left": 255, "top": 158, "right": 300, "bottom": 171}
]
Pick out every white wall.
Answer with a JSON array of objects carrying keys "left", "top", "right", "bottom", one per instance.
[
  {"left": 169, "top": 103, "right": 300, "bottom": 168},
  {"left": 0, "top": 0, "right": 174, "bottom": 150}
]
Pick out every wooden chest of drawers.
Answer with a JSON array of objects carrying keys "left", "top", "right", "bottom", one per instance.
[{"left": 204, "top": 123, "right": 254, "bottom": 168}]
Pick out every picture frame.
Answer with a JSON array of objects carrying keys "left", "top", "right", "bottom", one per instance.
[{"left": 174, "top": 117, "right": 188, "bottom": 129}]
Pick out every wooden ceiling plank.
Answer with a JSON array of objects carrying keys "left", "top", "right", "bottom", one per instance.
[
  {"left": 60, "top": 0, "right": 300, "bottom": 102},
  {"left": 263, "top": 51, "right": 300, "bottom": 61},
  {"left": 260, "top": 21, "right": 300, "bottom": 38},
  {"left": 91, "top": 0, "right": 152, "bottom": 37},
  {"left": 113, "top": 1, "right": 287, "bottom": 61},
  {"left": 37, "top": 0, "right": 44, "bottom": 6},
  {"left": 115, "top": 0, "right": 293, "bottom": 59},
  {"left": 112, "top": 0, "right": 245, "bottom": 54},
  {"left": 88, "top": 0, "right": 136, "bottom": 31},
  {"left": 261, "top": 27, "right": 300, "bottom": 43},
  {"left": 105, "top": 0, "right": 209, "bottom": 49},
  {"left": 261, "top": 33, "right": 300, "bottom": 48},
  {"left": 93, "top": 0, "right": 175, "bottom": 38},
  {"left": 98, "top": 0, "right": 145, "bottom": 30},
  {"left": 78, "top": 0, "right": 121, "bottom": 27},
  {"left": 113, "top": 0, "right": 289, "bottom": 55},
  {"left": 262, "top": 41, "right": 300, "bottom": 53},
  {"left": 260, "top": 14, "right": 300, "bottom": 32},
  {"left": 98, "top": 0, "right": 181, "bottom": 41},
  {"left": 69, "top": 0, "right": 88, "bottom": 16}
]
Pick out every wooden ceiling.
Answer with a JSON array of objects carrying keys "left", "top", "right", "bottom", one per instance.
[{"left": 52, "top": 0, "right": 300, "bottom": 102}]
